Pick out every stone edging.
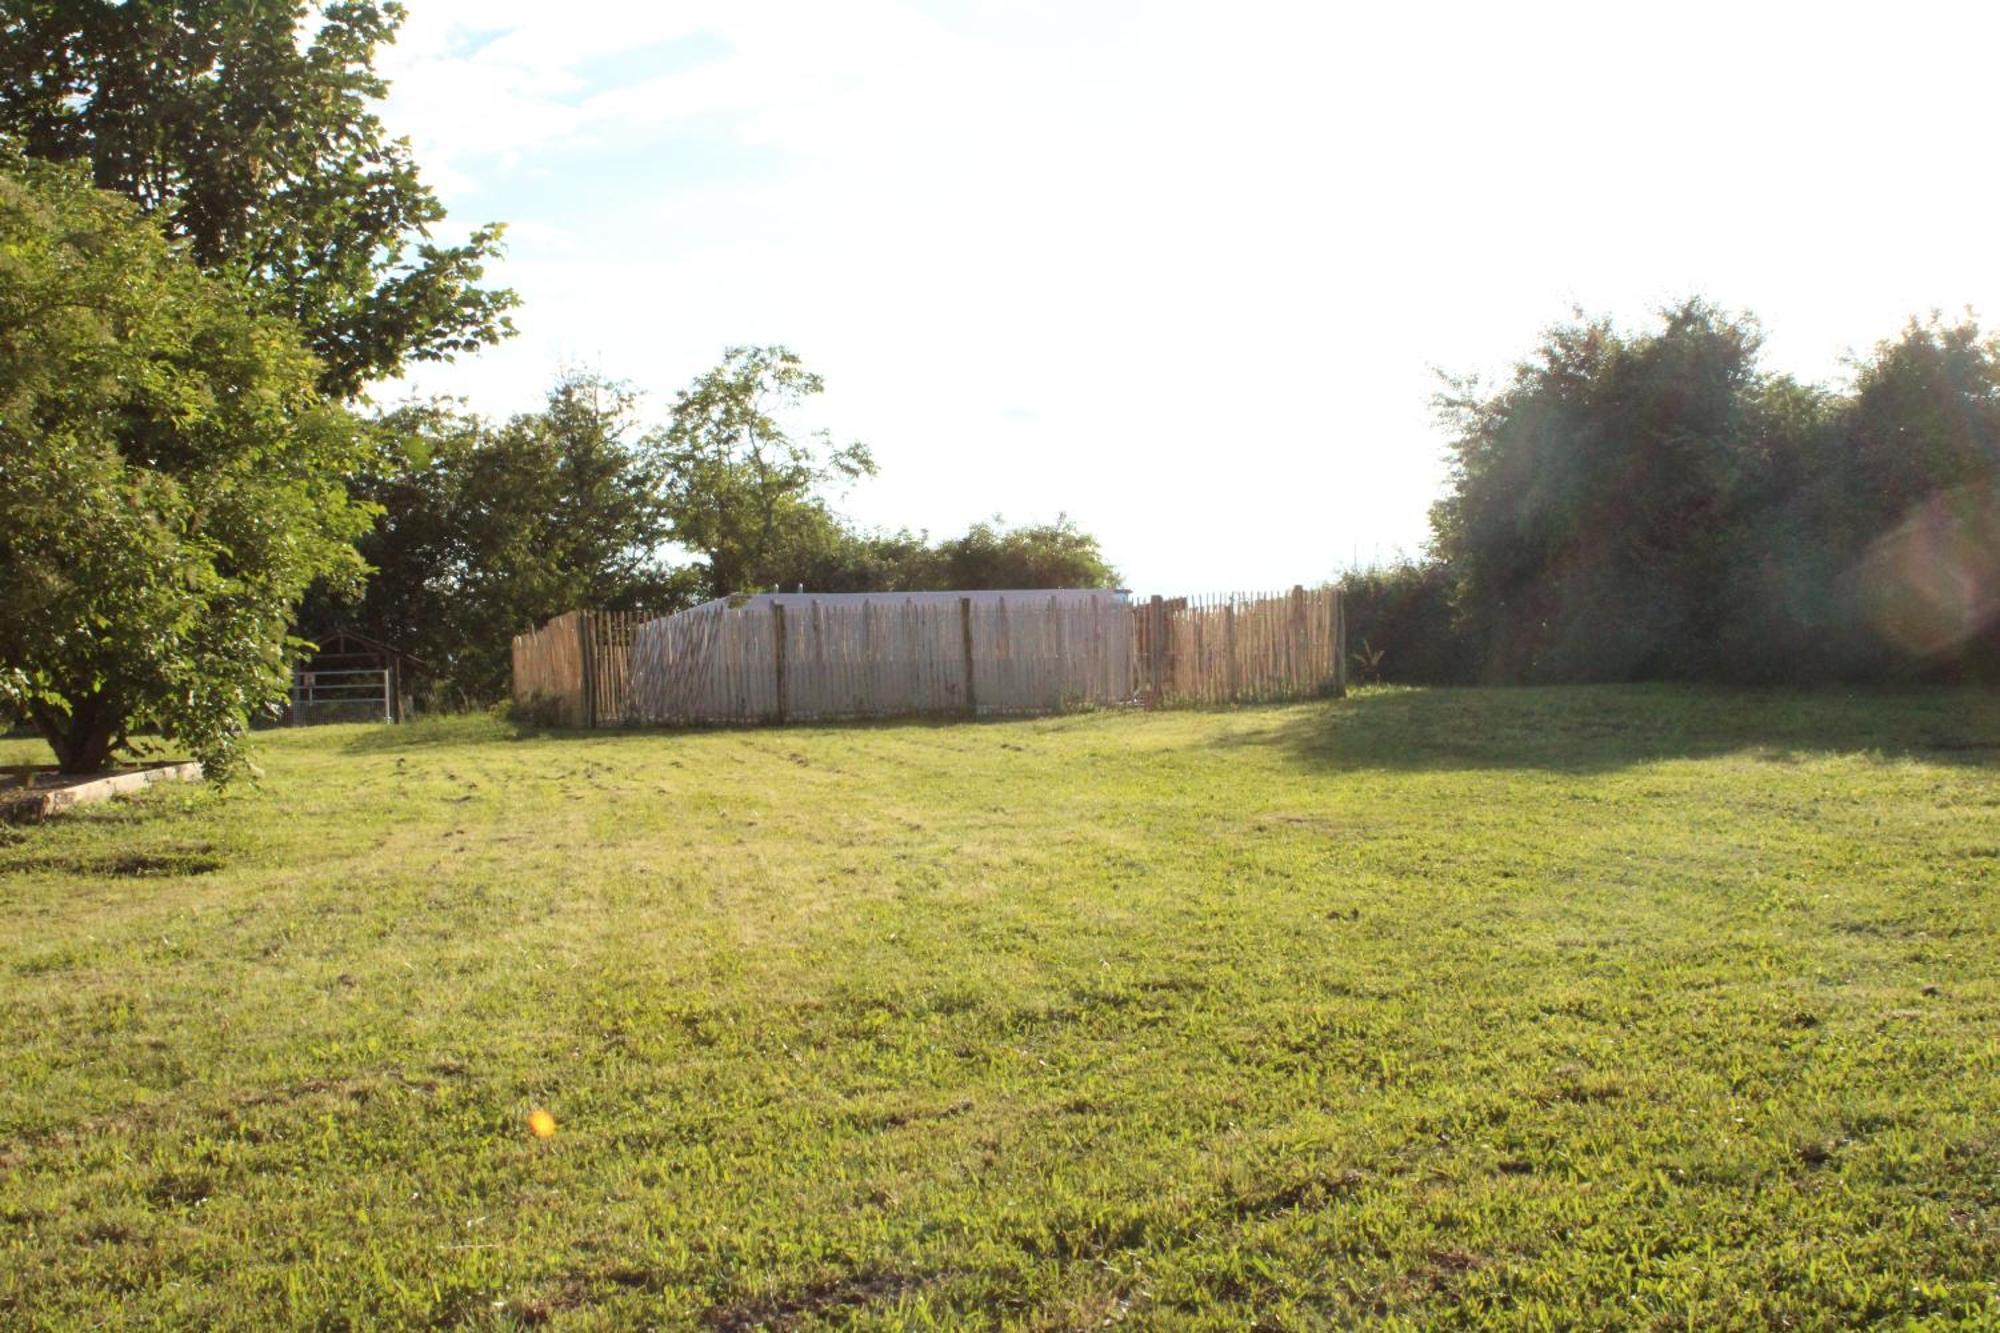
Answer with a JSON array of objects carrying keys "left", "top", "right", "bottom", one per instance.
[{"left": 2, "top": 762, "right": 204, "bottom": 822}]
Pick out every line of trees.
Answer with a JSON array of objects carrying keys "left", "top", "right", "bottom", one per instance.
[
  {"left": 312, "top": 357, "right": 1117, "bottom": 704},
  {"left": 1345, "top": 302, "right": 2000, "bottom": 686},
  {"left": 6, "top": 2, "right": 1994, "bottom": 776}
]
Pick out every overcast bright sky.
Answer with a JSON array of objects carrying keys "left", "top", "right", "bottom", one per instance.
[{"left": 378, "top": 0, "right": 2000, "bottom": 594}]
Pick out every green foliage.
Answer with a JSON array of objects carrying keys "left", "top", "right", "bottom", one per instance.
[
  {"left": 727, "top": 515, "right": 1120, "bottom": 597},
  {"left": 1432, "top": 301, "right": 1762, "bottom": 680},
  {"left": 1337, "top": 559, "right": 1470, "bottom": 684},
  {"left": 652, "top": 345, "right": 875, "bottom": 597},
  {"left": 0, "top": 150, "right": 371, "bottom": 776},
  {"left": 2, "top": 686, "right": 1997, "bottom": 1323},
  {"left": 1348, "top": 637, "right": 1385, "bottom": 684},
  {"left": 1843, "top": 319, "right": 2000, "bottom": 520},
  {"left": 642, "top": 347, "right": 1118, "bottom": 599},
  {"left": 782, "top": 516, "right": 1121, "bottom": 595},
  {"left": 931, "top": 514, "right": 1120, "bottom": 589},
  {"left": 1818, "top": 321, "right": 2000, "bottom": 677},
  {"left": 320, "top": 350, "right": 1123, "bottom": 705},
  {"left": 0, "top": 0, "right": 516, "bottom": 396},
  {"left": 787, "top": 525, "right": 945, "bottom": 593},
  {"left": 310, "top": 373, "right": 694, "bottom": 704},
  {"left": 1431, "top": 303, "right": 2000, "bottom": 683}
]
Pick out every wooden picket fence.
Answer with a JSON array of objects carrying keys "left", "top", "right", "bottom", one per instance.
[
  {"left": 508, "top": 608, "right": 653, "bottom": 728},
  {"left": 1135, "top": 585, "right": 1346, "bottom": 706},
  {"left": 510, "top": 586, "right": 1344, "bottom": 728},
  {"left": 626, "top": 592, "right": 1133, "bottom": 726},
  {"left": 510, "top": 611, "right": 586, "bottom": 727}
]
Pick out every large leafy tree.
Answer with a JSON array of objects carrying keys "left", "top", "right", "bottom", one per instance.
[
  {"left": 1432, "top": 302, "right": 1773, "bottom": 680},
  {"left": 652, "top": 346, "right": 876, "bottom": 597},
  {"left": 1830, "top": 318, "right": 2000, "bottom": 674},
  {"left": 0, "top": 0, "right": 515, "bottom": 397},
  {"left": 650, "top": 349, "right": 1117, "bottom": 599},
  {"left": 0, "top": 151, "right": 372, "bottom": 774},
  {"left": 1839, "top": 318, "right": 2000, "bottom": 525}
]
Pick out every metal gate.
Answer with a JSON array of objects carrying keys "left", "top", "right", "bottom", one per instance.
[{"left": 289, "top": 668, "right": 392, "bottom": 725}]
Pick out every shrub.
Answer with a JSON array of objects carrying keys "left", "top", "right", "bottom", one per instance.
[{"left": 1339, "top": 561, "right": 1473, "bottom": 684}]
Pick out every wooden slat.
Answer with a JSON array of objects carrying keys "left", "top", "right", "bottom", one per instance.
[
  {"left": 1125, "top": 585, "right": 1341, "bottom": 709},
  {"left": 627, "top": 592, "right": 1134, "bottom": 725},
  {"left": 524, "top": 584, "right": 1338, "bottom": 729}
]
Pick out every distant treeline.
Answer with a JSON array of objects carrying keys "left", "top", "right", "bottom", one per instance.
[
  {"left": 309, "top": 351, "right": 1117, "bottom": 705},
  {"left": 1343, "top": 302, "right": 2000, "bottom": 686}
]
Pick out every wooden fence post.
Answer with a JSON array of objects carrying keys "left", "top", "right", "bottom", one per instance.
[
  {"left": 1147, "top": 594, "right": 1167, "bottom": 707},
  {"left": 1290, "top": 584, "right": 1307, "bottom": 699},
  {"left": 772, "top": 602, "right": 788, "bottom": 725},
  {"left": 1332, "top": 588, "right": 1348, "bottom": 697},
  {"left": 860, "top": 601, "right": 874, "bottom": 715},
  {"left": 812, "top": 600, "right": 827, "bottom": 721},
  {"left": 1216, "top": 600, "right": 1232, "bottom": 700},
  {"left": 960, "top": 596, "right": 977, "bottom": 717},
  {"left": 577, "top": 611, "right": 597, "bottom": 729}
]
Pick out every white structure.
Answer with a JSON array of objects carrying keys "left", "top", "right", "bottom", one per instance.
[
  {"left": 741, "top": 588, "right": 1128, "bottom": 611},
  {"left": 627, "top": 589, "right": 1134, "bottom": 725}
]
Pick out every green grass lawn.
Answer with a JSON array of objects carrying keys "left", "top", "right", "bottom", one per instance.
[{"left": 2, "top": 686, "right": 1997, "bottom": 1328}]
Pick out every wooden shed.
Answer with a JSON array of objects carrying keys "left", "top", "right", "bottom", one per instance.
[{"left": 290, "top": 630, "right": 428, "bottom": 725}]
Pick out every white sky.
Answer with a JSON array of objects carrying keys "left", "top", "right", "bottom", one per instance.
[{"left": 377, "top": 0, "right": 2000, "bottom": 594}]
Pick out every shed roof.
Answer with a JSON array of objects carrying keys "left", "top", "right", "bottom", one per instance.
[{"left": 303, "top": 628, "right": 433, "bottom": 674}]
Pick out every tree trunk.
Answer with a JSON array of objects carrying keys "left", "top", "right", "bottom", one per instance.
[{"left": 30, "top": 697, "right": 121, "bottom": 775}]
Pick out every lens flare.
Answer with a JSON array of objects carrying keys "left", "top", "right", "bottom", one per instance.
[{"left": 1857, "top": 483, "right": 2000, "bottom": 658}]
